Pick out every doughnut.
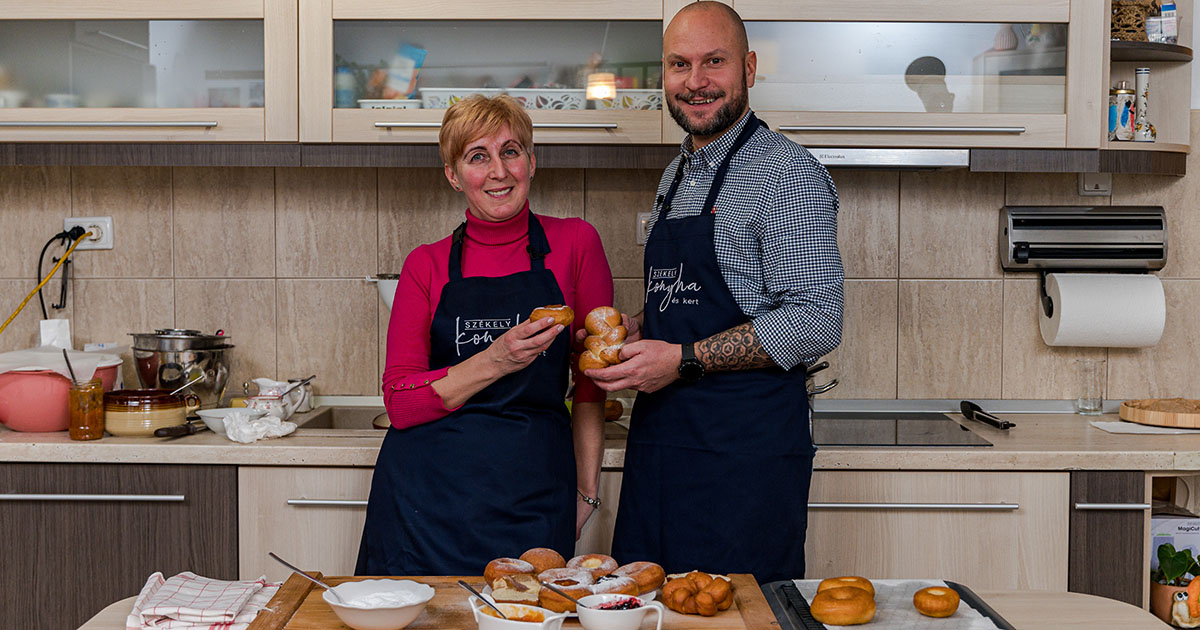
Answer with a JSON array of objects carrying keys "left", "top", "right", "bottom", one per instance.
[
  {"left": 817, "top": 576, "right": 875, "bottom": 598},
  {"left": 538, "top": 567, "right": 594, "bottom": 586},
  {"left": 530, "top": 305, "right": 574, "bottom": 328},
  {"left": 590, "top": 575, "right": 640, "bottom": 597},
  {"left": 612, "top": 561, "right": 666, "bottom": 595},
  {"left": 537, "top": 568, "right": 594, "bottom": 613},
  {"left": 483, "top": 557, "right": 535, "bottom": 584},
  {"left": 519, "top": 547, "right": 566, "bottom": 574},
  {"left": 913, "top": 585, "right": 960, "bottom": 617},
  {"left": 810, "top": 586, "right": 876, "bottom": 626},
  {"left": 489, "top": 573, "right": 540, "bottom": 605},
  {"left": 661, "top": 571, "right": 733, "bottom": 616},
  {"left": 567, "top": 553, "right": 618, "bottom": 579}
]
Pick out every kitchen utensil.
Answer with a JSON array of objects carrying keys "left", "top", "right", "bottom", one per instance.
[
  {"left": 280, "top": 374, "right": 316, "bottom": 398},
  {"left": 61, "top": 349, "right": 78, "bottom": 383},
  {"left": 960, "top": 400, "right": 1015, "bottom": 430},
  {"left": 576, "top": 594, "right": 664, "bottom": 630},
  {"left": 1120, "top": 398, "right": 1200, "bottom": 428},
  {"left": 169, "top": 372, "right": 207, "bottom": 396},
  {"left": 269, "top": 551, "right": 346, "bottom": 604},
  {"left": 457, "top": 580, "right": 507, "bottom": 619},
  {"left": 130, "top": 329, "right": 233, "bottom": 409},
  {"left": 805, "top": 361, "right": 829, "bottom": 377},
  {"left": 153, "top": 420, "right": 209, "bottom": 438},
  {"left": 103, "top": 389, "right": 201, "bottom": 437},
  {"left": 0, "top": 359, "right": 121, "bottom": 432},
  {"left": 538, "top": 580, "right": 591, "bottom": 610},
  {"left": 324, "top": 579, "right": 436, "bottom": 630}
]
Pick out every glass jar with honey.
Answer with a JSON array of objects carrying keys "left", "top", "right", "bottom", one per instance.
[{"left": 68, "top": 377, "right": 104, "bottom": 440}]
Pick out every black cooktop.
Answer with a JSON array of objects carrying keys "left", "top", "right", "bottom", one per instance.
[{"left": 811, "top": 411, "right": 993, "bottom": 447}]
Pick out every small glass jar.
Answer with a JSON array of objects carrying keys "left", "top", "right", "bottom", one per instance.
[{"left": 68, "top": 377, "right": 105, "bottom": 440}]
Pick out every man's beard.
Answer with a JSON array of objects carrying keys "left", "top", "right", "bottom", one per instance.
[{"left": 667, "top": 76, "right": 749, "bottom": 138}]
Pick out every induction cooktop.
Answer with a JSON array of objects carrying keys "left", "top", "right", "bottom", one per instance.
[{"left": 811, "top": 411, "right": 993, "bottom": 447}]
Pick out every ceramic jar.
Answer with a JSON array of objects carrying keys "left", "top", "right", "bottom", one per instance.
[{"left": 104, "top": 389, "right": 200, "bottom": 437}]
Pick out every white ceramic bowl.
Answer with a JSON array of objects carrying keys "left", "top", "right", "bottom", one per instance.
[
  {"left": 323, "top": 579, "right": 436, "bottom": 630},
  {"left": 575, "top": 594, "right": 663, "bottom": 630},
  {"left": 195, "top": 407, "right": 266, "bottom": 434},
  {"left": 470, "top": 597, "right": 568, "bottom": 630}
]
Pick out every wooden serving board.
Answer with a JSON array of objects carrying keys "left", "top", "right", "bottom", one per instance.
[
  {"left": 249, "top": 574, "right": 776, "bottom": 630},
  {"left": 1120, "top": 398, "right": 1200, "bottom": 428}
]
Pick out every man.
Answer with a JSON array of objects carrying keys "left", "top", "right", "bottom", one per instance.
[{"left": 585, "top": 1, "right": 844, "bottom": 584}]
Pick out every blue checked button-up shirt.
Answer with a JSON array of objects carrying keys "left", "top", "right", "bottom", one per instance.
[{"left": 646, "top": 111, "right": 844, "bottom": 369}]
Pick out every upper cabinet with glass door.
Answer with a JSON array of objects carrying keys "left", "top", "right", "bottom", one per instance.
[
  {"left": 0, "top": 1, "right": 298, "bottom": 142},
  {"left": 664, "top": 0, "right": 1105, "bottom": 149},
  {"left": 303, "top": 1, "right": 664, "bottom": 144}
]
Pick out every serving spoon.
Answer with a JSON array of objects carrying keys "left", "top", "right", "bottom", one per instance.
[
  {"left": 268, "top": 551, "right": 346, "bottom": 604},
  {"left": 456, "top": 579, "right": 508, "bottom": 619}
]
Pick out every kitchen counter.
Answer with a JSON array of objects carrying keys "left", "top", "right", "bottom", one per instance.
[
  {"left": 77, "top": 589, "right": 1170, "bottom": 630},
  {"left": 2, "top": 412, "right": 1199, "bottom": 470}
]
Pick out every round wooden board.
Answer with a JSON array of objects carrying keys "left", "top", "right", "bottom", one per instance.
[{"left": 1120, "top": 398, "right": 1200, "bottom": 428}]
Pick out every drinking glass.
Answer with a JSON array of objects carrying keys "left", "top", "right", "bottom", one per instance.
[{"left": 1074, "top": 358, "right": 1107, "bottom": 415}]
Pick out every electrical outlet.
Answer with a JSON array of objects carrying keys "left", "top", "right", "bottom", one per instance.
[
  {"left": 636, "top": 212, "right": 652, "bottom": 245},
  {"left": 1078, "top": 173, "right": 1112, "bottom": 197},
  {"left": 63, "top": 216, "right": 114, "bottom": 250}
]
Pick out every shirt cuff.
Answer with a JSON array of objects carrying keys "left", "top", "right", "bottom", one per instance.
[{"left": 750, "top": 311, "right": 806, "bottom": 371}]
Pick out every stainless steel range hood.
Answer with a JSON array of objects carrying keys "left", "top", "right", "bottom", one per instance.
[{"left": 807, "top": 148, "right": 969, "bottom": 170}]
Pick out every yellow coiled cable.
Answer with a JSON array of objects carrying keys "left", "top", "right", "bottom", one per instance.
[{"left": 0, "top": 231, "right": 93, "bottom": 338}]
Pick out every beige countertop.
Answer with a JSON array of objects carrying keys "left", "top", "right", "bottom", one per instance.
[{"left": 3, "top": 412, "right": 1199, "bottom": 470}]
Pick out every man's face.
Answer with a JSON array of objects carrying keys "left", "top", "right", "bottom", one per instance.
[{"left": 662, "top": 8, "right": 756, "bottom": 147}]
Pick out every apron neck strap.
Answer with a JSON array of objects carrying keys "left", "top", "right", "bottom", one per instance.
[
  {"left": 449, "top": 211, "right": 551, "bottom": 281},
  {"left": 661, "top": 111, "right": 765, "bottom": 220}
]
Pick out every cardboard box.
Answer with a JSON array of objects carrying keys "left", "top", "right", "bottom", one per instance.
[{"left": 1151, "top": 514, "right": 1200, "bottom": 570}]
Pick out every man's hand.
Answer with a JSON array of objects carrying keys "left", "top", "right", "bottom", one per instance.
[
  {"left": 585, "top": 340, "right": 680, "bottom": 393},
  {"left": 574, "top": 310, "right": 642, "bottom": 345}
]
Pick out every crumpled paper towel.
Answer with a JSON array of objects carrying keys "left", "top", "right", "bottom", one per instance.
[{"left": 223, "top": 410, "right": 296, "bottom": 444}]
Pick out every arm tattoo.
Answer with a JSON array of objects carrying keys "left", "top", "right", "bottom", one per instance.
[{"left": 695, "top": 322, "right": 777, "bottom": 372}]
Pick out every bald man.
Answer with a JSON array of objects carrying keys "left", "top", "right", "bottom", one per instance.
[{"left": 585, "top": 2, "right": 843, "bottom": 583}]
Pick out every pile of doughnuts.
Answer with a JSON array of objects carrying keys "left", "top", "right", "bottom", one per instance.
[
  {"left": 810, "top": 577, "right": 875, "bottom": 626},
  {"left": 484, "top": 549, "right": 665, "bottom": 613},
  {"left": 579, "top": 307, "right": 626, "bottom": 371},
  {"left": 661, "top": 571, "right": 734, "bottom": 617}
]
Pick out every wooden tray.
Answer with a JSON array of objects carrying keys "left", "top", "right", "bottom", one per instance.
[
  {"left": 249, "top": 574, "right": 776, "bottom": 630},
  {"left": 1120, "top": 398, "right": 1200, "bottom": 428}
]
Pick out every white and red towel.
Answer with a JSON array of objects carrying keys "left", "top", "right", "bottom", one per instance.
[{"left": 125, "top": 572, "right": 280, "bottom": 630}]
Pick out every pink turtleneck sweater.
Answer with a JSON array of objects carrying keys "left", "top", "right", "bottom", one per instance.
[{"left": 382, "top": 205, "right": 614, "bottom": 429}]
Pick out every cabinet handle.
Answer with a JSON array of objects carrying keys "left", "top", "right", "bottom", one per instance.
[
  {"left": 287, "top": 499, "right": 369, "bottom": 507},
  {"left": 809, "top": 502, "right": 1019, "bottom": 510},
  {"left": 531, "top": 123, "right": 619, "bottom": 129},
  {"left": 1073, "top": 502, "right": 1151, "bottom": 511},
  {"left": 778, "top": 125, "right": 1025, "bottom": 134},
  {"left": 0, "top": 121, "right": 218, "bottom": 128},
  {"left": 375, "top": 122, "right": 442, "bottom": 128},
  {"left": 0, "top": 493, "right": 185, "bottom": 502}
]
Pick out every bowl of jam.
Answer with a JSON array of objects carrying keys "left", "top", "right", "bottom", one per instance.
[{"left": 576, "top": 594, "right": 664, "bottom": 630}]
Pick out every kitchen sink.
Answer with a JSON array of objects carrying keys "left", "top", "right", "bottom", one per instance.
[{"left": 291, "top": 406, "right": 388, "bottom": 430}]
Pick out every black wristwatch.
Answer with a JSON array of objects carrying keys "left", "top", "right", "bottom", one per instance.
[{"left": 678, "top": 342, "right": 705, "bottom": 384}]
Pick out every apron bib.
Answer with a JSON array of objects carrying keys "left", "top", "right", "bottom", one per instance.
[
  {"left": 357, "top": 211, "right": 575, "bottom": 575},
  {"left": 611, "top": 114, "right": 814, "bottom": 584}
]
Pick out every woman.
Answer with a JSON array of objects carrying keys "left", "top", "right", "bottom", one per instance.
[{"left": 357, "top": 95, "right": 613, "bottom": 576}]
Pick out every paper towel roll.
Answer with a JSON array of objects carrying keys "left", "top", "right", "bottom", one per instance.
[{"left": 1039, "top": 273, "right": 1165, "bottom": 347}]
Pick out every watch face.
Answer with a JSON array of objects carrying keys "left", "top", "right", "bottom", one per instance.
[{"left": 679, "top": 359, "right": 704, "bottom": 382}]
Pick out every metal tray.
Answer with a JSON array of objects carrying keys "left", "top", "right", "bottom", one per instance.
[{"left": 760, "top": 580, "right": 1015, "bottom": 630}]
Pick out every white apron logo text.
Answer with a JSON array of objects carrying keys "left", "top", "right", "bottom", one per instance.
[
  {"left": 646, "top": 263, "right": 702, "bottom": 312},
  {"left": 455, "top": 314, "right": 518, "bottom": 356}
]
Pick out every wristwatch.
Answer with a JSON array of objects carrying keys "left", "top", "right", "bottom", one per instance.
[{"left": 678, "top": 342, "right": 705, "bottom": 384}]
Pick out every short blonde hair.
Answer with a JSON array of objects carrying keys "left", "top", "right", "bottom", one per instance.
[{"left": 438, "top": 94, "right": 534, "bottom": 166}]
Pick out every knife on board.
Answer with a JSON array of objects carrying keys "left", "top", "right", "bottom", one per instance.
[{"left": 960, "top": 400, "right": 1015, "bottom": 430}]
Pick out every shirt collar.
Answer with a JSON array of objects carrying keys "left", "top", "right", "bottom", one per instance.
[
  {"left": 679, "top": 110, "right": 754, "bottom": 168},
  {"left": 463, "top": 200, "right": 531, "bottom": 246}
]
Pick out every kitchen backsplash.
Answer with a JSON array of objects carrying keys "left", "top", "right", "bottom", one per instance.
[{"left": 2, "top": 114, "right": 1199, "bottom": 400}]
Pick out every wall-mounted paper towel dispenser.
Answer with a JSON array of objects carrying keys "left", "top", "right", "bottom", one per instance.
[{"left": 1000, "top": 206, "right": 1166, "bottom": 271}]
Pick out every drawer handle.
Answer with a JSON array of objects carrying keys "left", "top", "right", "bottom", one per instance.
[
  {"left": 0, "top": 121, "right": 218, "bottom": 128},
  {"left": 0, "top": 493, "right": 185, "bottom": 502},
  {"left": 375, "top": 122, "right": 442, "bottom": 128},
  {"left": 809, "top": 502, "right": 1019, "bottom": 510},
  {"left": 1073, "top": 502, "right": 1151, "bottom": 511},
  {"left": 287, "top": 499, "right": 369, "bottom": 507},
  {"left": 778, "top": 125, "right": 1026, "bottom": 134},
  {"left": 375, "top": 122, "right": 619, "bottom": 130}
]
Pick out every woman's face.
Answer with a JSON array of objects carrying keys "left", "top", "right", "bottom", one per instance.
[{"left": 444, "top": 125, "right": 535, "bottom": 223}]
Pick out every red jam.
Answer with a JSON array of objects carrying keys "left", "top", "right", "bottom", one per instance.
[{"left": 597, "top": 598, "right": 642, "bottom": 610}]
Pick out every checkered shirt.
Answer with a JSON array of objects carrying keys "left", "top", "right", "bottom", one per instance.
[{"left": 646, "top": 111, "right": 844, "bottom": 369}]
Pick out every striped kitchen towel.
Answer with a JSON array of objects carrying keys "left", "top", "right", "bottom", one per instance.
[{"left": 125, "top": 572, "right": 279, "bottom": 630}]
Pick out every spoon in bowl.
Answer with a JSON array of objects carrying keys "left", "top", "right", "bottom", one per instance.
[
  {"left": 456, "top": 580, "right": 507, "bottom": 619},
  {"left": 268, "top": 551, "right": 346, "bottom": 604}
]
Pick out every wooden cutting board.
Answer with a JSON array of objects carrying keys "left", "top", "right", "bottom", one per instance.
[
  {"left": 249, "top": 574, "right": 777, "bottom": 630},
  {"left": 1120, "top": 398, "right": 1200, "bottom": 428}
]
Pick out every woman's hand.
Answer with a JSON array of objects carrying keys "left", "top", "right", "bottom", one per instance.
[{"left": 486, "top": 317, "right": 565, "bottom": 377}]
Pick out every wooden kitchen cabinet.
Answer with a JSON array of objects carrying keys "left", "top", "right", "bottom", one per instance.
[
  {"left": 300, "top": 0, "right": 664, "bottom": 144},
  {"left": 0, "top": 463, "right": 238, "bottom": 630},
  {"left": 238, "top": 465, "right": 373, "bottom": 581},
  {"left": 661, "top": 0, "right": 1106, "bottom": 150},
  {"left": 1067, "top": 471, "right": 1149, "bottom": 608},
  {"left": 0, "top": 0, "right": 298, "bottom": 142},
  {"left": 806, "top": 470, "right": 1070, "bottom": 590}
]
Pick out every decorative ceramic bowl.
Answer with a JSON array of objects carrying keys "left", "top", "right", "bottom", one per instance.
[
  {"left": 323, "top": 579, "right": 436, "bottom": 630},
  {"left": 507, "top": 88, "right": 585, "bottom": 110}
]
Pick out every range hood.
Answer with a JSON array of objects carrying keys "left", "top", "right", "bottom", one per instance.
[{"left": 807, "top": 148, "right": 969, "bottom": 170}]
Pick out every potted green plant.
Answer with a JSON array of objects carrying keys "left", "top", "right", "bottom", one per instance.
[{"left": 1151, "top": 543, "right": 1199, "bottom": 625}]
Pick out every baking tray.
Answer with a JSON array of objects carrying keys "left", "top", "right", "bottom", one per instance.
[{"left": 760, "top": 580, "right": 1015, "bottom": 630}]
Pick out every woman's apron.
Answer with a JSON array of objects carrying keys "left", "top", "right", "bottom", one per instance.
[
  {"left": 357, "top": 211, "right": 576, "bottom": 575},
  {"left": 611, "top": 114, "right": 814, "bottom": 584}
]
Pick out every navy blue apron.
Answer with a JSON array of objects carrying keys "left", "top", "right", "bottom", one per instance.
[
  {"left": 611, "top": 113, "right": 814, "bottom": 584},
  {"left": 357, "top": 211, "right": 576, "bottom": 575}
]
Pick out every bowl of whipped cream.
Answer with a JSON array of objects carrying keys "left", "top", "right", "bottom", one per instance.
[{"left": 323, "top": 579, "right": 436, "bottom": 630}]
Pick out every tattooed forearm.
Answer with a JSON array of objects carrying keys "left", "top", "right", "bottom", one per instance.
[{"left": 696, "top": 322, "right": 777, "bottom": 372}]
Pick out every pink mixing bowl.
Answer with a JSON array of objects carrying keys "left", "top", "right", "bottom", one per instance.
[{"left": 0, "top": 363, "right": 120, "bottom": 432}]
